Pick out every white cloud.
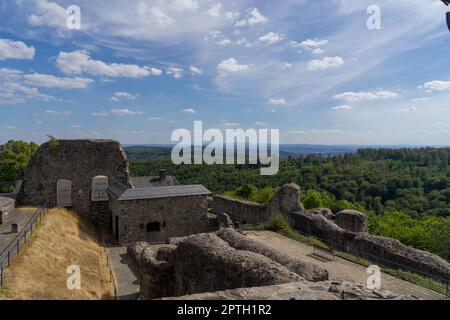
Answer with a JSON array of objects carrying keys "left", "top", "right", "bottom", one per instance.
[
  {"left": 56, "top": 50, "right": 156, "bottom": 78},
  {"left": 278, "top": 62, "right": 293, "bottom": 70},
  {"left": 312, "top": 48, "right": 324, "bottom": 55},
  {"left": 190, "top": 66, "right": 203, "bottom": 75},
  {"left": 269, "top": 98, "right": 286, "bottom": 105},
  {"left": 167, "top": 66, "right": 184, "bottom": 79},
  {"left": 419, "top": 80, "right": 450, "bottom": 92},
  {"left": 217, "top": 58, "right": 250, "bottom": 74},
  {"left": 70, "top": 124, "right": 82, "bottom": 128},
  {"left": 218, "top": 39, "right": 232, "bottom": 46},
  {"left": 110, "top": 91, "right": 139, "bottom": 102},
  {"left": 24, "top": 73, "right": 94, "bottom": 89},
  {"left": 290, "top": 38, "right": 328, "bottom": 51},
  {"left": 332, "top": 105, "right": 352, "bottom": 110},
  {"left": 110, "top": 108, "right": 144, "bottom": 116},
  {"left": 259, "top": 32, "right": 282, "bottom": 45},
  {"left": 308, "top": 56, "right": 344, "bottom": 71},
  {"left": 0, "top": 39, "right": 35, "bottom": 60},
  {"left": 45, "top": 109, "right": 72, "bottom": 117},
  {"left": 148, "top": 116, "right": 162, "bottom": 120},
  {"left": 206, "top": 3, "right": 222, "bottom": 17},
  {"left": 149, "top": 68, "right": 163, "bottom": 76},
  {"left": 173, "top": 0, "right": 199, "bottom": 12},
  {"left": 334, "top": 90, "right": 398, "bottom": 102},
  {"left": 235, "top": 7, "right": 268, "bottom": 27},
  {"left": 91, "top": 110, "right": 108, "bottom": 117},
  {"left": 0, "top": 69, "right": 57, "bottom": 104},
  {"left": 182, "top": 108, "right": 196, "bottom": 113},
  {"left": 27, "top": 0, "right": 68, "bottom": 29}
]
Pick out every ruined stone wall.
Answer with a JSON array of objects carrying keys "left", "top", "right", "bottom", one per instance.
[
  {"left": 20, "top": 139, "right": 130, "bottom": 227},
  {"left": 130, "top": 231, "right": 303, "bottom": 299},
  {"left": 212, "top": 195, "right": 270, "bottom": 224},
  {"left": 212, "top": 184, "right": 305, "bottom": 225},
  {"left": 113, "top": 195, "right": 210, "bottom": 245}
]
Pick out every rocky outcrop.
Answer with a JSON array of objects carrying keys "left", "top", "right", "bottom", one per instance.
[
  {"left": 349, "top": 233, "right": 450, "bottom": 281},
  {"left": 269, "top": 183, "right": 305, "bottom": 223},
  {"left": 335, "top": 210, "right": 368, "bottom": 233},
  {"left": 216, "top": 213, "right": 234, "bottom": 229},
  {"left": 174, "top": 233, "right": 302, "bottom": 296},
  {"left": 163, "top": 281, "right": 418, "bottom": 300},
  {"left": 0, "top": 196, "right": 15, "bottom": 216},
  {"left": 310, "top": 208, "right": 335, "bottom": 220},
  {"left": 215, "top": 228, "right": 328, "bottom": 282}
]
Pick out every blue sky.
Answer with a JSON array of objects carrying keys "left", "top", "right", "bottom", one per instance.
[{"left": 1, "top": 0, "right": 450, "bottom": 145}]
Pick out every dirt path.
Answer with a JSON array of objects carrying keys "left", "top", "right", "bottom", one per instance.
[{"left": 244, "top": 231, "right": 444, "bottom": 300}]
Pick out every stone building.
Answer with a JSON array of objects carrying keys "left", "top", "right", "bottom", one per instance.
[
  {"left": 108, "top": 179, "right": 211, "bottom": 245},
  {"left": 19, "top": 139, "right": 130, "bottom": 227},
  {"left": 18, "top": 139, "right": 212, "bottom": 244}
]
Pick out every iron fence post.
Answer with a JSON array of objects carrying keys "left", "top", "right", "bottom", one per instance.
[{"left": 0, "top": 265, "right": 3, "bottom": 286}]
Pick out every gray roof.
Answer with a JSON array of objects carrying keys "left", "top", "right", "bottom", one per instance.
[
  {"left": 130, "top": 176, "right": 178, "bottom": 188},
  {"left": 108, "top": 180, "right": 210, "bottom": 201}
]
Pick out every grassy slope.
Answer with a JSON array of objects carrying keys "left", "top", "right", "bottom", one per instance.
[{"left": 0, "top": 208, "right": 113, "bottom": 300}]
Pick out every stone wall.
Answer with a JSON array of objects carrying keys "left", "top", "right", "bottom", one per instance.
[
  {"left": 111, "top": 194, "right": 210, "bottom": 245},
  {"left": 335, "top": 210, "right": 368, "bottom": 233},
  {"left": 212, "top": 184, "right": 305, "bottom": 225},
  {"left": 212, "top": 195, "right": 270, "bottom": 225},
  {"left": 130, "top": 231, "right": 303, "bottom": 299},
  {"left": 20, "top": 139, "right": 130, "bottom": 227},
  {"left": 0, "top": 196, "right": 15, "bottom": 215},
  {"left": 289, "top": 202, "right": 450, "bottom": 281}
]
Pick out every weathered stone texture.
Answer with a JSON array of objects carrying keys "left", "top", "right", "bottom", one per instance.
[
  {"left": 212, "top": 183, "right": 305, "bottom": 225},
  {"left": 0, "top": 196, "right": 15, "bottom": 216},
  {"left": 335, "top": 210, "right": 368, "bottom": 233},
  {"left": 111, "top": 194, "right": 210, "bottom": 245},
  {"left": 216, "top": 213, "right": 234, "bottom": 229},
  {"left": 212, "top": 195, "right": 269, "bottom": 225},
  {"left": 173, "top": 233, "right": 302, "bottom": 296},
  {"left": 164, "top": 281, "right": 418, "bottom": 301},
  {"left": 20, "top": 139, "right": 130, "bottom": 227},
  {"left": 310, "top": 208, "right": 335, "bottom": 220},
  {"left": 215, "top": 228, "right": 328, "bottom": 282},
  {"left": 349, "top": 233, "right": 450, "bottom": 281}
]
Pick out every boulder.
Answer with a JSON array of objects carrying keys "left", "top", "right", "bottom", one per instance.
[
  {"left": 163, "top": 280, "right": 418, "bottom": 300},
  {"left": 310, "top": 208, "right": 335, "bottom": 220},
  {"left": 173, "top": 233, "right": 302, "bottom": 296},
  {"left": 0, "top": 196, "right": 15, "bottom": 216},
  {"left": 335, "top": 210, "right": 368, "bottom": 233},
  {"left": 216, "top": 212, "right": 234, "bottom": 229},
  {"left": 216, "top": 228, "right": 329, "bottom": 282}
]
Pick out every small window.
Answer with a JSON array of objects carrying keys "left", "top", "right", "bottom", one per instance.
[{"left": 146, "top": 222, "right": 161, "bottom": 232}]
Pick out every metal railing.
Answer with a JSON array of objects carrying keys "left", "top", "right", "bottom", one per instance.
[
  {"left": 104, "top": 248, "right": 119, "bottom": 300},
  {"left": 243, "top": 223, "right": 450, "bottom": 298},
  {"left": 0, "top": 201, "right": 49, "bottom": 286},
  {"left": 301, "top": 228, "right": 449, "bottom": 297}
]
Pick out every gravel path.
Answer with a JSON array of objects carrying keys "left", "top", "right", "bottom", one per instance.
[
  {"left": 107, "top": 247, "right": 141, "bottom": 300},
  {"left": 244, "top": 231, "right": 445, "bottom": 300}
]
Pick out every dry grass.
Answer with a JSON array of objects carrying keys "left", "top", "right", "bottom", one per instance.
[{"left": 0, "top": 208, "right": 114, "bottom": 300}]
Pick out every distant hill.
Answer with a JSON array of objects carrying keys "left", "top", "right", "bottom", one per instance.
[{"left": 123, "top": 144, "right": 441, "bottom": 161}]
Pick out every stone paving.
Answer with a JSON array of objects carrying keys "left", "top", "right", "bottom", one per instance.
[
  {"left": 0, "top": 208, "right": 37, "bottom": 258},
  {"left": 107, "top": 246, "right": 141, "bottom": 300}
]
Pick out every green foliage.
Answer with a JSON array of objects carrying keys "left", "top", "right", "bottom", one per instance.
[
  {"left": 302, "top": 190, "right": 336, "bottom": 210},
  {"left": 46, "top": 135, "right": 59, "bottom": 149},
  {"left": 235, "top": 184, "right": 257, "bottom": 199},
  {"left": 0, "top": 140, "right": 38, "bottom": 192}
]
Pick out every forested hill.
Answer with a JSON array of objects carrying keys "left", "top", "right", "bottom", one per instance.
[{"left": 130, "top": 147, "right": 450, "bottom": 219}]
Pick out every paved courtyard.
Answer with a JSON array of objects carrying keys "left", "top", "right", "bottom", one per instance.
[
  {"left": 107, "top": 247, "right": 141, "bottom": 300},
  {"left": 244, "top": 231, "right": 445, "bottom": 300}
]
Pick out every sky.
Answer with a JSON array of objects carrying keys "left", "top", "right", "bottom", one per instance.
[{"left": 1, "top": 0, "right": 450, "bottom": 145}]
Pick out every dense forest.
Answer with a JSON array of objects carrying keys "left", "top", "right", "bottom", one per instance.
[
  {"left": 130, "top": 147, "right": 450, "bottom": 219},
  {"left": 1, "top": 140, "right": 449, "bottom": 260}
]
